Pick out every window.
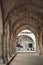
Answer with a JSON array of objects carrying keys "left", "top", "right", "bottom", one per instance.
[{"left": 29, "top": 44, "right": 33, "bottom": 48}]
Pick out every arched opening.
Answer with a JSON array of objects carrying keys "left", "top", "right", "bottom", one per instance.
[{"left": 16, "top": 29, "right": 36, "bottom": 53}]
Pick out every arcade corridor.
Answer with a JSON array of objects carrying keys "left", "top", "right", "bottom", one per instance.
[{"left": 0, "top": 0, "right": 43, "bottom": 65}]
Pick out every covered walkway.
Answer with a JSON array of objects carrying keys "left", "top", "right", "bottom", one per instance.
[{"left": 0, "top": 0, "right": 43, "bottom": 65}]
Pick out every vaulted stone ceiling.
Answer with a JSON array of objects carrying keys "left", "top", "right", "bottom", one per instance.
[{"left": 1, "top": 0, "right": 43, "bottom": 34}]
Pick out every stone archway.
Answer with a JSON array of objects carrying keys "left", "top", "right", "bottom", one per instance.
[
  {"left": 13, "top": 24, "right": 39, "bottom": 55},
  {"left": 16, "top": 29, "right": 36, "bottom": 52}
]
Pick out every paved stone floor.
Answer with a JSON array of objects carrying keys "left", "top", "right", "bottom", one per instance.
[{"left": 10, "top": 53, "right": 43, "bottom": 65}]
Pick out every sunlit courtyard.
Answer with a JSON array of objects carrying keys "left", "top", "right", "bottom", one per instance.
[{"left": 16, "top": 30, "right": 36, "bottom": 52}]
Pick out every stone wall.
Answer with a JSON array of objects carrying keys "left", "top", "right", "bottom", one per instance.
[
  {"left": 2, "top": 22, "right": 17, "bottom": 63},
  {"left": 0, "top": 5, "right": 3, "bottom": 63}
]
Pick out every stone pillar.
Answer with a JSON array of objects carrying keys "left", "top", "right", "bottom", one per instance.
[
  {"left": 36, "top": 34, "right": 39, "bottom": 54},
  {"left": 2, "top": 21, "right": 9, "bottom": 63},
  {"left": 40, "top": 32, "right": 42, "bottom": 55},
  {"left": 9, "top": 36, "right": 11, "bottom": 57},
  {"left": 9, "top": 33, "right": 14, "bottom": 57},
  {"left": 2, "top": 34, "right": 7, "bottom": 63},
  {"left": 0, "top": 5, "right": 3, "bottom": 63},
  {"left": 10, "top": 34, "right": 14, "bottom": 57},
  {"left": 36, "top": 32, "right": 41, "bottom": 55},
  {"left": 38, "top": 32, "right": 41, "bottom": 55},
  {"left": 40, "top": 30, "right": 43, "bottom": 55},
  {"left": 13, "top": 34, "right": 16, "bottom": 54},
  {"left": 11, "top": 34, "right": 14, "bottom": 54},
  {"left": 9, "top": 21, "right": 12, "bottom": 57}
]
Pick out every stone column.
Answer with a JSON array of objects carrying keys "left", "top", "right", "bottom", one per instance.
[
  {"left": 38, "top": 32, "right": 41, "bottom": 55},
  {"left": 8, "top": 38, "right": 11, "bottom": 58},
  {"left": 36, "top": 34, "right": 39, "bottom": 54},
  {"left": 9, "top": 21, "right": 12, "bottom": 57},
  {"left": 13, "top": 34, "right": 16, "bottom": 54},
  {"left": 40, "top": 31, "right": 43, "bottom": 55},
  {"left": 36, "top": 32, "right": 41, "bottom": 55},
  {"left": 11, "top": 34, "right": 14, "bottom": 54},
  {"left": 2, "top": 34, "right": 7, "bottom": 63},
  {"left": 9, "top": 34, "right": 13, "bottom": 57},
  {"left": 2, "top": 22, "right": 8, "bottom": 63},
  {"left": 0, "top": 4, "right": 3, "bottom": 64},
  {"left": 9, "top": 33, "right": 14, "bottom": 57}
]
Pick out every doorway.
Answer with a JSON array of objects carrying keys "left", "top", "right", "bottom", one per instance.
[{"left": 16, "top": 29, "right": 36, "bottom": 52}]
